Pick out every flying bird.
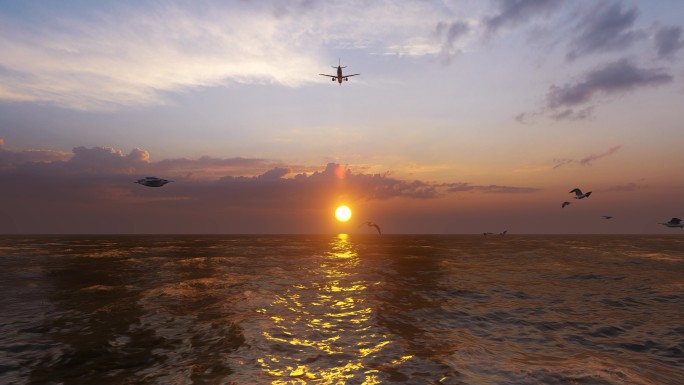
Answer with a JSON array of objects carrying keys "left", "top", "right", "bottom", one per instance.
[
  {"left": 500, "top": 230, "right": 508, "bottom": 236},
  {"left": 562, "top": 201, "right": 571, "bottom": 208},
  {"left": 360, "top": 221, "right": 382, "bottom": 235},
  {"left": 602, "top": 216, "right": 613, "bottom": 220},
  {"left": 659, "top": 218, "right": 683, "bottom": 228},
  {"left": 135, "top": 177, "right": 172, "bottom": 187},
  {"left": 570, "top": 188, "right": 592, "bottom": 199}
]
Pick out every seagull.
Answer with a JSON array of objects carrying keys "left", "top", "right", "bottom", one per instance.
[
  {"left": 500, "top": 230, "right": 508, "bottom": 236},
  {"left": 562, "top": 201, "right": 571, "bottom": 208},
  {"left": 602, "top": 216, "right": 613, "bottom": 220},
  {"left": 135, "top": 176, "right": 172, "bottom": 187},
  {"left": 659, "top": 218, "right": 683, "bottom": 228},
  {"left": 360, "top": 221, "right": 382, "bottom": 235},
  {"left": 570, "top": 188, "right": 592, "bottom": 199}
]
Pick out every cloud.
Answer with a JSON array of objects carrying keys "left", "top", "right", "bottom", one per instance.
[
  {"left": 544, "top": 59, "right": 672, "bottom": 120},
  {"left": 566, "top": 2, "right": 643, "bottom": 61},
  {"left": 0, "top": 140, "right": 71, "bottom": 168},
  {"left": 552, "top": 158, "right": 574, "bottom": 169},
  {"left": 551, "top": 145, "right": 622, "bottom": 169},
  {"left": 579, "top": 145, "right": 622, "bottom": 166},
  {"left": 67, "top": 146, "right": 150, "bottom": 174},
  {"left": 484, "top": 0, "right": 563, "bottom": 35},
  {"left": 0, "top": 1, "right": 483, "bottom": 109},
  {"left": 433, "top": 21, "right": 470, "bottom": 63},
  {"left": 605, "top": 182, "right": 647, "bottom": 192},
  {"left": 0, "top": 145, "right": 540, "bottom": 213},
  {"left": 654, "top": 25, "right": 684, "bottom": 60},
  {"left": 0, "top": 2, "right": 329, "bottom": 110},
  {"left": 445, "top": 183, "right": 539, "bottom": 194},
  {"left": 0, "top": 143, "right": 546, "bottom": 232},
  {"left": 548, "top": 107, "right": 594, "bottom": 121}
]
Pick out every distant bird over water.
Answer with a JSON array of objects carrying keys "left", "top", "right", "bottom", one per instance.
[
  {"left": 135, "top": 177, "right": 172, "bottom": 187},
  {"left": 562, "top": 201, "right": 571, "bottom": 208},
  {"left": 659, "top": 218, "right": 683, "bottom": 228},
  {"left": 602, "top": 216, "right": 613, "bottom": 220},
  {"left": 360, "top": 221, "right": 382, "bottom": 235},
  {"left": 570, "top": 188, "right": 592, "bottom": 199}
]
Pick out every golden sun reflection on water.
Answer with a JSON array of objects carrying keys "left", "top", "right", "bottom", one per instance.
[{"left": 255, "top": 234, "right": 404, "bottom": 384}]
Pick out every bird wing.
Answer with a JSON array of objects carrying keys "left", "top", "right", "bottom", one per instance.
[
  {"left": 671, "top": 218, "right": 682, "bottom": 224},
  {"left": 569, "top": 188, "right": 582, "bottom": 195}
]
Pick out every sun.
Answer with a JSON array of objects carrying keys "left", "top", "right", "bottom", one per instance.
[{"left": 335, "top": 205, "right": 352, "bottom": 222}]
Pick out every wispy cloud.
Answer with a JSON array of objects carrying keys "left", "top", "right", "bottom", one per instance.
[
  {"left": 551, "top": 145, "right": 623, "bottom": 169},
  {"left": 605, "top": 182, "right": 648, "bottom": 192},
  {"left": 0, "top": 2, "right": 327, "bottom": 110},
  {"left": 433, "top": 21, "right": 471, "bottom": 63},
  {"left": 654, "top": 25, "right": 684, "bottom": 60},
  {"left": 445, "top": 183, "right": 539, "bottom": 194},
  {"left": 552, "top": 158, "right": 574, "bottom": 169},
  {"left": 566, "top": 1, "right": 644, "bottom": 61},
  {"left": 544, "top": 58, "right": 672, "bottom": 120},
  {"left": 0, "top": 1, "right": 487, "bottom": 110},
  {"left": 484, "top": 0, "right": 563, "bottom": 35},
  {"left": 579, "top": 145, "right": 622, "bottom": 166}
]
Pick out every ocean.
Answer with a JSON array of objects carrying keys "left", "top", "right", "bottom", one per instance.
[{"left": 0, "top": 235, "right": 682, "bottom": 385}]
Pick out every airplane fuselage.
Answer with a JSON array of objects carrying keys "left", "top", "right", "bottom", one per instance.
[
  {"left": 319, "top": 60, "right": 359, "bottom": 85},
  {"left": 335, "top": 66, "right": 345, "bottom": 84}
]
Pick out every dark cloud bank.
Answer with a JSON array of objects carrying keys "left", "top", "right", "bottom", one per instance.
[{"left": 0, "top": 144, "right": 539, "bottom": 233}]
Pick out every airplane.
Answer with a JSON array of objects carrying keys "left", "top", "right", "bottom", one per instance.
[
  {"left": 135, "top": 176, "right": 172, "bottom": 187},
  {"left": 319, "top": 59, "right": 360, "bottom": 84}
]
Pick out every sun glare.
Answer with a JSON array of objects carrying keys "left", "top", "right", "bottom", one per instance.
[{"left": 335, "top": 205, "right": 352, "bottom": 222}]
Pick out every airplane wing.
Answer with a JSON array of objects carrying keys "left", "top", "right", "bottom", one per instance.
[
  {"left": 345, "top": 74, "right": 360, "bottom": 77},
  {"left": 319, "top": 74, "right": 336, "bottom": 77}
]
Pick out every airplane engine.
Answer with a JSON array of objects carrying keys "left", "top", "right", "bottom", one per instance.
[
  {"left": 344, "top": 77, "right": 348, "bottom": 81},
  {"left": 332, "top": 78, "right": 335, "bottom": 81}
]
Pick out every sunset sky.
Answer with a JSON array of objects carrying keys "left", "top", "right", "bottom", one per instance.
[{"left": 1, "top": 0, "right": 683, "bottom": 234}]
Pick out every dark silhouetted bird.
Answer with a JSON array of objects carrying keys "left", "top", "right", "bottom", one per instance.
[
  {"left": 570, "top": 188, "right": 592, "bottom": 199},
  {"left": 360, "top": 221, "right": 382, "bottom": 235}
]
